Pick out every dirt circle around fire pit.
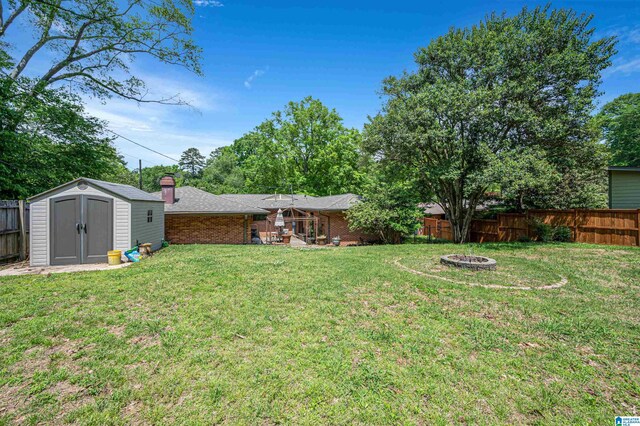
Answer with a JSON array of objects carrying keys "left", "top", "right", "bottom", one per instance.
[
  {"left": 391, "top": 256, "right": 568, "bottom": 291},
  {"left": 440, "top": 254, "right": 497, "bottom": 271}
]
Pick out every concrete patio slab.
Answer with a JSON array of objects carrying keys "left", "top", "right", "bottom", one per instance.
[{"left": 0, "top": 262, "right": 132, "bottom": 277}]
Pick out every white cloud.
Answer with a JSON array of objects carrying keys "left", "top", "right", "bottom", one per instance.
[
  {"left": 244, "top": 67, "right": 269, "bottom": 89},
  {"left": 194, "top": 0, "right": 223, "bottom": 7},
  {"left": 604, "top": 58, "right": 640, "bottom": 76},
  {"left": 80, "top": 73, "right": 234, "bottom": 167}
]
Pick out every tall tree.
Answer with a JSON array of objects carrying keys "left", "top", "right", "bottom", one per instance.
[
  {"left": 365, "top": 6, "right": 615, "bottom": 242},
  {"left": 199, "top": 147, "right": 246, "bottom": 194},
  {"left": 0, "top": 77, "right": 125, "bottom": 198},
  {"left": 230, "top": 97, "right": 366, "bottom": 195},
  {"left": 179, "top": 147, "right": 205, "bottom": 177},
  {"left": 597, "top": 93, "right": 640, "bottom": 167}
]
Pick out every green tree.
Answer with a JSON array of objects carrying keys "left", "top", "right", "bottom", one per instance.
[
  {"left": 231, "top": 97, "right": 366, "bottom": 195},
  {"left": 199, "top": 147, "right": 245, "bottom": 194},
  {"left": 179, "top": 147, "right": 205, "bottom": 178},
  {"left": 346, "top": 165, "right": 422, "bottom": 244},
  {"left": 0, "top": 77, "right": 125, "bottom": 198},
  {"left": 365, "top": 6, "right": 615, "bottom": 242},
  {"left": 597, "top": 93, "right": 640, "bottom": 167},
  {"left": 138, "top": 164, "right": 183, "bottom": 192}
]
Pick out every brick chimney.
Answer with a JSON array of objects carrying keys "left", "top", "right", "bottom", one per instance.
[{"left": 160, "top": 174, "right": 176, "bottom": 204}]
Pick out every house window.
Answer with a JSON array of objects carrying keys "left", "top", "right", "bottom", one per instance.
[
  {"left": 254, "top": 214, "right": 267, "bottom": 221},
  {"left": 147, "top": 209, "right": 153, "bottom": 223}
]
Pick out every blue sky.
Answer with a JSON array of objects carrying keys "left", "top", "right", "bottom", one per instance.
[{"left": 8, "top": 1, "right": 640, "bottom": 167}]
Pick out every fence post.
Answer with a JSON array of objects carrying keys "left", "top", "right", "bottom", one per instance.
[
  {"left": 637, "top": 209, "right": 640, "bottom": 247},
  {"left": 574, "top": 209, "right": 579, "bottom": 242},
  {"left": 18, "top": 200, "right": 26, "bottom": 261}
]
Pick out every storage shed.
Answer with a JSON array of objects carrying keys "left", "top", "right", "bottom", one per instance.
[
  {"left": 608, "top": 167, "right": 640, "bottom": 209},
  {"left": 28, "top": 178, "right": 164, "bottom": 266}
]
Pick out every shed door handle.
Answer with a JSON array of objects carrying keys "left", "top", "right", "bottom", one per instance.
[
  {"left": 83, "top": 223, "right": 87, "bottom": 233},
  {"left": 76, "top": 223, "right": 81, "bottom": 234}
]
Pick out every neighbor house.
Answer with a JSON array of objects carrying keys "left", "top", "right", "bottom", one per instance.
[{"left": 608, "top": 167, "right": 640, "bottom": 209}]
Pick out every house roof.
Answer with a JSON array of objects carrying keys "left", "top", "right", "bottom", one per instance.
[
  {"left": 219, "top": 193, "right": 362, "bottom": 211},
  {"left": 153, "top": 187, "right": 269, "bottom": 214},
  {"left": 28, "top": 177, "right": 164, "bottom": 202}
]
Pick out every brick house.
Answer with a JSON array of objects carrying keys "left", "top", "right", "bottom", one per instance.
[
  {"left": 154, "top": 176, "right": 268, "bottom": 244},
  {"left": 155, "top": 175, "right": 373, "bottom": 245},
  {"left": 220, "top": 193, "right": 374, "bottom": 246}
]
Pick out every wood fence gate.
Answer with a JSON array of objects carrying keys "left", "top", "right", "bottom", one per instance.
[{"left": 0, "top": 200, "right": 29, "bottom": 263}]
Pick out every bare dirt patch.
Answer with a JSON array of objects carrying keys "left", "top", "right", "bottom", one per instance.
[
  {"left": 0, "top": 381, "right": 30, "bottom": 417},
  {"left": 108, "top": 324, "right": 126, "bottom": 337},
  {"left": 129, "top": 334, "right": 159, "bottom": 348}
]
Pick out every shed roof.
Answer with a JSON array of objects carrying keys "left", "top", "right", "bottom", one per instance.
[
  {"left": 28, "top": 177, "right": 164, "bottom": 202},
  {"left": 153, "top": 187, "right": 269, "bottom": 214}
]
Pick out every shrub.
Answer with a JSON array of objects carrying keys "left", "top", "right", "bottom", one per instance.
[
  {"left": 533, "top": 221, "right": 554, "bottom": 242},
  {"left": 517, "top": 234, "right": 533, "bottom": 243},
  {"left": 553, "top": 226, "right": 572, "bottom": 242},
  {"left": 531, "top": 219, "right": 573, "bottom": 243}
]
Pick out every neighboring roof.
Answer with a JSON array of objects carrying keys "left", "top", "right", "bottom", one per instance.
[
  {"left": 420, "top": 201, "right": 494, "bottom": 216},
  {"left": 28, "top": 177, "right": 163, "bottom": 202},
  {"left": 608, "top": 166, "right": 640, "bottom": 172},
  {"left": 153, "top": 187, "right": 269, "bottom": 214},
  {"left": 219, "top": 193, "right": 362, "bottom": 211}
]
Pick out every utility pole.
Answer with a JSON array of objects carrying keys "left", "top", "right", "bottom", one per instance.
[{"left": 138, "top": 159, "right": 143, "bottom": 189}]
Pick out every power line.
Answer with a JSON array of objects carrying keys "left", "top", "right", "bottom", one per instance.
[{"left": 107, "top": 130, "right": 179, "bottom": 163}]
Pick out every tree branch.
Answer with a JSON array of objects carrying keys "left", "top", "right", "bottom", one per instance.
[{"left": 0, "top": 1, "right": 27, "bottom": 37}]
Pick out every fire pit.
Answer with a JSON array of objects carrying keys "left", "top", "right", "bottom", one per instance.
[{"left": 440, "top": 254, "right": 496, "bottom": 271}]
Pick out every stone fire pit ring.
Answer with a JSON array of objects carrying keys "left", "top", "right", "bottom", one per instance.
[{"left": 440, "top": 254, "right": 497, "bottom": 271}]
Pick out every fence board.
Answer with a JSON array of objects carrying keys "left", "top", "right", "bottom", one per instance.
[{"left": 0, "top": 200, "right": 29, "bottom": 263}]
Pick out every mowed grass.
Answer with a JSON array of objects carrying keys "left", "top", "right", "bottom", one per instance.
[{"left": 0, "top": 243, "right": 639, "bottom": 425}]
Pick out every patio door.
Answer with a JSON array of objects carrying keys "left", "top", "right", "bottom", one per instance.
[{"left": 50, "top": 195, "right": 113, "bottom": 265}]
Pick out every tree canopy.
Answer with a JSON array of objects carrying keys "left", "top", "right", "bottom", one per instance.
[
  {"left": 0, "top": 76, "right": 124, "bottom": 199},
  {"left": 179, "top": 147, "right": 205, "bottom": 178},
  {"left": 364, "top": 6, "right": 615, "bottom": 242},
  {"left": 1, "top": 0, "right": 201, "bottom": 104},
  {"left": 596, "top": 93, "right": 640, "bottom": 167},
  {"left": 222, "top": 97, "right": 366, "bottom": 196}
]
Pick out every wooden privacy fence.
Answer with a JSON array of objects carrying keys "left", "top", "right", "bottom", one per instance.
[
  {"left": 423, "top": 209, "right": 640, "bottom": 247},
  {"left": 0, "top": 200, "right": 29, "bottom": 263}
]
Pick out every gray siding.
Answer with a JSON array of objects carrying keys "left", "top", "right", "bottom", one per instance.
[
  {"left": 611, "top": 171, "right": 640, "bottom": 209},
  {"left": 130, "top": 201, "right": 164, "bottom": 250},
  {"left": 29, "top": 199, "right": 48, "bottom": 266},
  {"left": 29, "top": 185, "right": 131, "bottom": 266}
]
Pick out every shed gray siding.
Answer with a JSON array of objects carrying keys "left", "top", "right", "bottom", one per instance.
[
  {"left": 29, "top": 185, "right": 131, "bottom": 266},
  {"left": 29, "top": 200, "right": 48, "bottom": 266},
  {"left": 130, "top": 201, "right": 164, "bottom": 250},
  {"left": 610, "top": 171, "right": 640, "bottom": 209}
]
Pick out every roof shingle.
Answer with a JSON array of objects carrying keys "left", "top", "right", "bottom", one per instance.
[{"left": 153, "top": 187, "right": 269, "bottom": 214}]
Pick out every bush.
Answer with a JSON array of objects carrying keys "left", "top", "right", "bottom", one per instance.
[
  {"left": 553, "top": 226, "right": 572, "bottom": 242},
  {"left": 517, "top": 234, "right": 533, "bottom": 243},
  {"left": 531, "top": 219, "right": 573, "bottom": 243},
  {"left": 533, "top": 221, "right": 554, "bottom": 242}
]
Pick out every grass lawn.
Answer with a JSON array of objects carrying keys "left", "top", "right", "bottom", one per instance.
[{"left": 1, "top": 243, "right": 639, "bottom": 424}]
